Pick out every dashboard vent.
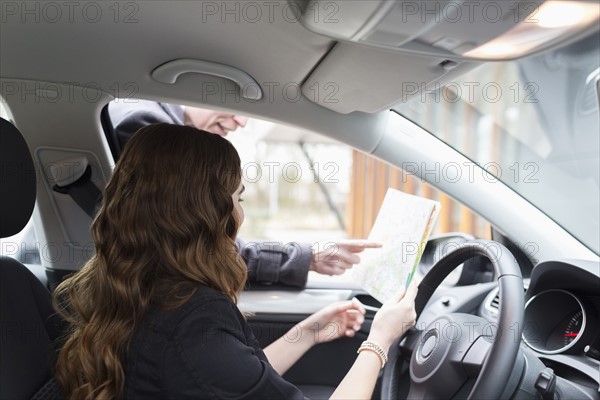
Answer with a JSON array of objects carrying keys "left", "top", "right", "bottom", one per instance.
[
  {"left": 490, "top": 293, "right": 500, "bottom": 310},
  {"left": 580, "top": 78, "right": 599, "bottom": 114},
  {"left": 487, "top": 285, "right": 528, "bottom": 313}
]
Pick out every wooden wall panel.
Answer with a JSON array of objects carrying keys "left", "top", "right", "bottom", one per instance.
[{"left": 347, "top": 151, "right": 491, "bottom": 240}]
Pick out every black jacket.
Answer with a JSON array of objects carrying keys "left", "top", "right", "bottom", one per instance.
[{"left": 123, "top": 284, "right": 306, "bottom": 399}]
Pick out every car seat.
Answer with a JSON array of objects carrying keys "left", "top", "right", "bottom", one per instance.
[{"left": 0, "top": 117, "right": 65, "bottom": 399}]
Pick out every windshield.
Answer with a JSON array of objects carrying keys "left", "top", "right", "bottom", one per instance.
[{"left": 394, "top": 32, "right": 599, "bottom": 254}]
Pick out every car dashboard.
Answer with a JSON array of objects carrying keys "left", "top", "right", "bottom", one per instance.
[
  {"left": 415, "top": 235, "right": 600, "bottom": 398},
  {"left": 480, "top": 259, "right": 600, "bottom": 395}
]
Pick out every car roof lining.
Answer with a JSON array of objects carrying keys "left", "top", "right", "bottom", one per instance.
[{"left": 1, "top": 1, "right": 592, "bottom": 117}]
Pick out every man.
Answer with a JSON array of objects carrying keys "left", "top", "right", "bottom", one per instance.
[
  {"left": 108, "top": 100, "right": 380, "bottom": 287},
  {"left": 109, "top": 101, "right": 248, "bottom": 150}
]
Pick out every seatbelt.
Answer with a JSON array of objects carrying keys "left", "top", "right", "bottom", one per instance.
[{"left": 51, "top": 157, "right": 101, "bottom": 218}]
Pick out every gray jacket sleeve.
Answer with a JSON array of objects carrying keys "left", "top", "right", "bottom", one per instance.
[{"left": 236, "top": 238, "right": 312, "bottom": 288}]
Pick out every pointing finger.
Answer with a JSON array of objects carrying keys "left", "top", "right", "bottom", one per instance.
[{"left": 337, "top": 240, "right": 383, "bottom": 252}]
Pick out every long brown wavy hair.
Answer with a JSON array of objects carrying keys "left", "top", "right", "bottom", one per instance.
[{"left": 53, "top": 123, "right": 247, "bottom": 399}]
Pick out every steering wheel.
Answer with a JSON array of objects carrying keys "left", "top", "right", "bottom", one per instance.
[{"left": 381, "top": 240, "right": 525, "bottom": 399}]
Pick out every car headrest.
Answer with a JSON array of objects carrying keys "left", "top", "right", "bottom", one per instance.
[{"left": 0, "top": 118, "right": 36, "bottom": 238}]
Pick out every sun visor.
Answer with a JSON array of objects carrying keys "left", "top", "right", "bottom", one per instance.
[{"left": 301, "top": 42, "right": 479, "bottom": 114}]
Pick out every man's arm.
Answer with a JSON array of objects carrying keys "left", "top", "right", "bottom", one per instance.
[
  {"left": 236, "top": 238, "right": 312, "bottom": 288},
  {"left": 237, "top": 239, "right": 382, "bottom": 287}
]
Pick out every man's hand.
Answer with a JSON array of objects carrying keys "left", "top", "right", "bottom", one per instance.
[{"left": 310, "top": 240, "right": 382, "bottom": 276}]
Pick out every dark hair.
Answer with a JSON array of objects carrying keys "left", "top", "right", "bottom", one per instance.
[{"left": 54, "top": 123, "right": 247, "bottom": 399}]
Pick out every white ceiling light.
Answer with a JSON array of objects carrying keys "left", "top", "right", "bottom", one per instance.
[
  {"left": 473, "top": 43, "right": 517, "bottom": 58},
  {"left": 535, "top": 1, "right": 590, "bottom": 28}
]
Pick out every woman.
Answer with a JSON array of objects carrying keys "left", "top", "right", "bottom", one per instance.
[{"left": 54, "top": 123, "right": 417, "bottom": 399}]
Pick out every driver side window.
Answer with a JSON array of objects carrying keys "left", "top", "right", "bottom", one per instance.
[{"left": 102, "top": 100, "right": 491, "bottom": 286}]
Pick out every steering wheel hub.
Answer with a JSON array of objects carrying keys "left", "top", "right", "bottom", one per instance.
[
  {"left": 413, "top": 328, "right": 447, "bottom": 378},
  {"left": 419, "top": 331, "right": 437, "bottom": 359},
  {"left": 410, "top": 313, "right": 494, "bottom": 396}
]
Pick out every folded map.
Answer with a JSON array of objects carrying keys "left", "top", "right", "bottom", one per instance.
[{"left": 351, "top": 188, "right": 441, "bottom": 303}]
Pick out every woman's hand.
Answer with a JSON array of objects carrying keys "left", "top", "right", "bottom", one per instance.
[
  {"left": 298, "top": 299, "right": 366, "bottom": 345},
  {"left": 368, "top": 280, "right": 418, "bottom": 350},
  {"left": 264, "top": 299, "right": 366, "bottom": 375},
  {"left": 330, "top": 282, "right": 418, "bottom": 400}
]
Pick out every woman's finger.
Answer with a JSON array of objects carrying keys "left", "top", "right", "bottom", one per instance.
[
  {"left": 402, "top": 280, "right": 419, "bottom": 303},
  {"left": 386, "top": 287, "right": 407, "bottom": 304},
  {"left": 350, "top": 297, "right": 367, "bottom": 315},
  {"left": 331, "top": 300, "right": 361, "bottom": 314}
]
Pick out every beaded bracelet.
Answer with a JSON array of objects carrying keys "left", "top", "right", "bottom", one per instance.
[{"left": 357, "top": 341, "right": 388, "bottom": 368}]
